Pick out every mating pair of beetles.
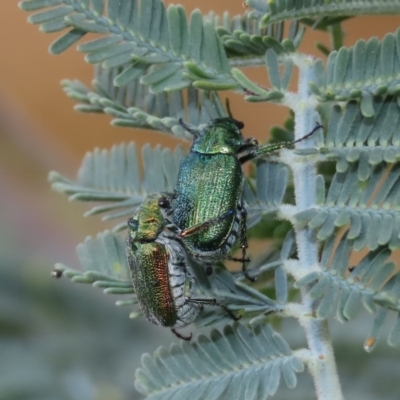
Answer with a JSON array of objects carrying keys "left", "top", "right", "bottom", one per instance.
[{"left": 126, "top": 117, "right": 319, "bottom": 340}]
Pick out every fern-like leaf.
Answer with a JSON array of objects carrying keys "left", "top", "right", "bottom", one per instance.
[
  {"left": 295, "top": 162, "right": 400, "bottom": 250},
  {"left": 135, "top": 322, "right": 306, "bottom": 400},
  {"left": 324, "top": 98, "right": 400, "bottom": 166},
  {"left": 310, "top": 31, "right": 400, "bottom": 114},
  {"left": 245, "top": 160, "right": 289, "bottom": 231},
  {"left": 49, "top": 142, "right": 184, "bottom": 229},
  {"left": 217, "top": 18, "right": 305, "bottom": 58},
  {"left": 295, "top": 232, "right": 400, "bottom": 349},
  {"left": 19, "top": 0, "right": 240, "bottom": 91},
  {"left": 63, "top": 66, "right": 228, "bottom": 135},
  {"left": 246, "top": 0, "right": 400, "bottom": 27},
  {"left": 232, "top": 49, "right": 294, "bottom": 101},
  {"left": 53, "top": 230, "right": 137, "bottom": 307}
]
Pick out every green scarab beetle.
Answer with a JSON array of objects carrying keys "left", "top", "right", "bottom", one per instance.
[
  {"left": 126, "top": 193, "right": 237, "bottom": 340},
  {"left": 172, "top": 117, "right": 320, "bottom": 281}
]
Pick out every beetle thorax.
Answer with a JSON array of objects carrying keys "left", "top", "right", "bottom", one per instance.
[
  {"left": 129, "top": 195, "right": 165, "bottom": 242},
  {"left": 191, "top": 119, "right": 246, "bottom": 155}
]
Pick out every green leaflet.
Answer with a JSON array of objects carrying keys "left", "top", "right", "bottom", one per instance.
[
  {"left": 296, "top": 232, "right": 400, "bottom": 347},
  {"left": 246, "top": 0, "right": 400, "bottom": 27},
  {"left": 217, "top": 18, "right": 304, "bottom": 58},
  {"left": 255, "top": 161, "right": 288, "bottom": 207},
  {"left": 135, "top": 323, "right": 304, "bottom": 399},
  {"left": 20, "top": 0, "right": 237, "bottom": 89},
  {"left": 49, "top": 143, "right": 184, "bottom": 228},
  {"left": 295, "top": 163, "right": 400, "bottom": 250},
  {"left": 311, "top": 31, "right": 400, "bottom": 114},
  {"left": 326, "top": 98, "right": 400, "bottom": 154},
  {"left": 62, "top": 65, "right": 228, "bottom": 135}
]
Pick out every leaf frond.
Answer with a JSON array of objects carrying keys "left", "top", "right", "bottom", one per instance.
[
  {"left": 246, "top": 0, "right": 400, "bottom": 27},
  {"left": 295, "top": 162, "right": 400, "bottom": 250},
  {"left": 232, "top": 50, "right": 295, "bottom": 102},
  {"left": 52, "top": 230, "right": 136, "bottom": 304},
  {"left": 296, "top": 232, "right": 400, "bottom": 348},
  {"left": 135, "top": 322, "right": 305, "bottom": 399},
  {"left": 310, "top": 31, "right": 400, "bottom": 112},
  {"left": 246, "top": 161, "right": 289, "bottom": 227},
  {"left": 217, "top": 17, "right": 305, "bottom": 60},
  {"left": 324, "top": 98, "right": 400, "bottom": 162},
  {"left": 19, "top": 0, "right": 240, "bottom": 91},
  {"left": 49, "top": 142, "right": 184, "bottom": 228},
  {"left": 63, "top": 66, "right": 228, "bottom": 135}
]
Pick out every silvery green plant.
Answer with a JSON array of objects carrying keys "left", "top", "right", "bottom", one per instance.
[{"left": 19, "top": 0, "right": 400, "bottom": 399}]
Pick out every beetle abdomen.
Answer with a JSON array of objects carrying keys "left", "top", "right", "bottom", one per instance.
[
  {"left": 129, "top": 242, "right": 177, "bottom": 327},
  {"left": 128, "top": 237, "right": 200, "bottom": 328},
  {"left": 173, "top": 153, "right": 243, "bottom": 253}
]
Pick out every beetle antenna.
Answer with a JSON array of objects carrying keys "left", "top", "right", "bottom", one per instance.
[
  {"left": 239, "top": 122, "right": 323, "bottom": 164},
  {"left": 225, "top": 98, "right": 233, "bottom": 118},
  {"left": 178, "top": 118, "right": 197, "bottom": 135},
  {"left": 293, "top": 122, "right": 323, "bottom": 144}
]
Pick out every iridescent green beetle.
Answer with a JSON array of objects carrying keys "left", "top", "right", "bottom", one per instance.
[
  {"left": 126, "top": 193, "right": 237, "bottom": 340},
  {"left": 173, "top": 118, "right": 321, "bottom": 281}
]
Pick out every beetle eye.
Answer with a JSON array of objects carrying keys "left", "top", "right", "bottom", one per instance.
[
  {"left": 158, "top": 197, "right": 170, "bottom": 208},
  {"left": 127, "top": 218, "right": 139, "bottom": 230}
]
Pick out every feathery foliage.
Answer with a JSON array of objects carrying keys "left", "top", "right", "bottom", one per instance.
[
  {"left": 246, "top": 0, "right": 400, "bottom": 26},
  {"left": 295, "top": 232, "right": 400, "bottom": 349},
  {"left": 49, "top": 143, "right": 183, "bottom": 230},
  {"left": 19, "top": 0, "right": 400, "bottom": 398},
  {"left": 217, "top": 19, "right": 305, "bottom": 58},
  {"left": 135, "top": 323, "right": 305, "bottom": 400},
  {"left": 311, "top": 30, "right": 400, "bottom": 115},
  {"left": 62, "top": 66, "right": 228, "bottom": 134},
  {"left": 19, "top": 0, "right": 235, "bottom": 90}
]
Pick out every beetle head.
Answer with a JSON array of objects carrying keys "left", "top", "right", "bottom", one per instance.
[
  {"left": 128, "top": 194, "right": 166, "bottom": 242},
  {"left": 191, "top": 118, "right": 246, "bottom": 155}
]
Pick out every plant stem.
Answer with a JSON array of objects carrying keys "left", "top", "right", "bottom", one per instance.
[{"left": 292, "top": 58, "right": 344, "bottom": 400}]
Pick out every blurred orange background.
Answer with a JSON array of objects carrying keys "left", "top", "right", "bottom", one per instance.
[{"left": 1, "top": 2, "right": 400, "bottom": 399}]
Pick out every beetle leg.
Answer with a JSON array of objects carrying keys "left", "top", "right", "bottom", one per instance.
[
  {"left": 171, "top": 328, "right": 192, "bottom": 341},
  {"left": 238, "top": 206, "right": 257, "bottom": 282},
  {"left": 226, "top": 255, "right": 250, "bottom": 262},
  {"left": 188, "top": 297, "right": 240, "bottom": 321},
  {"left": 180, "top": 209, "right": 235, "bottom": 238}
]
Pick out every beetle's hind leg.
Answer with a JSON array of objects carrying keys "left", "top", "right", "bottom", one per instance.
[
  {"left": 188, "top": 297, "right": 240, "bottom": 321},
  {"left": 229, "top": 205, "right": 256, "bottom": 282},
  {"left": 171, "top": 328, "right": 192, "bottom": 341}
]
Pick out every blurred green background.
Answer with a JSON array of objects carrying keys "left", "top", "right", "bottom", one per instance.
[{"left": 1, "top": 1, "right": 400, "bottom": 399}]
